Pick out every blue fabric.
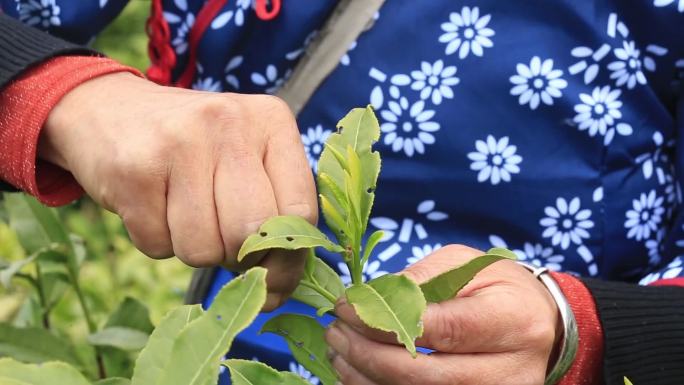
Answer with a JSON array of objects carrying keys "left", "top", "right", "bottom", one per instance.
[{"left": 5, "top": 1, "right": 684, "bottom": 383}]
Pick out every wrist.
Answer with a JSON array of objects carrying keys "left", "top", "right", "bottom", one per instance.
[{"left": 39, "top": 72, "right": 145, "bottom": 170}]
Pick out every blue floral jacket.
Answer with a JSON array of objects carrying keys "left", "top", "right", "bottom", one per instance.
[{"left": 3, "top": 0, "right": 684, "bottom": 383}]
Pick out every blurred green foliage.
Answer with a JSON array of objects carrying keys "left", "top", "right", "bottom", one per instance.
[{"left": 94, "top": 1, "right": 151, "bottom": 71}]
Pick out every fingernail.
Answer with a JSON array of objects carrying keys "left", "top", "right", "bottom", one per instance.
[{"left": 326, "top": 326, "right": 349, "bottom": 356}]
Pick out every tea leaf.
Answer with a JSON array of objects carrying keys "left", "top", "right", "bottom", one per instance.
[
  {"left": 106, "top": 297, "right": 154, "bottom": 334},
  {"left": 0, "top": 358, "right": 90, "bottom": 385},
  {"left": 94, "top": 378, "right": 131, "bottom": 385},
  {"left": 624, "top": 377, "right": 634, "bottom": 385},
  {"left": 224, "top": 359, "right": 309, "bottom": 385},
  {"left": 291, "top": 254, "right": 344, "bottom": 315},
  {"left": 0, "top": 323, "right": 80, "bottom": 366},
  {"left": 420, "top": 254, "right": 510, "bottom": 303},
  {"left": 317, "top": 106, "right": 381, "bottom": 242},
  {"left": 159, "top": 267, "right": 267, "bottom": 385},
  {"left": 88, "top": 327, "right": 149, "bottom": 351},
  {"left": 4, "top": 194, "right": 79, "bottom": 277},
  {"left": 238, "top": 216, "right": 343, "bottom": 262},
  {"left": 131, "top": 305, "right": 202, "bottom": 385},
  {"left": 319, "top": 195, "right": 347, "bottom": 242},
  {"left": 346, "top": 274, "right": 425, "bottom": 357},
  {"left": 260, "top": 314, "right": 337, "bottom": 385},
  {"left": 486, "top": 247, "right": 519, "bottom": 260},
  {"left": 361, "top": 230, "right": 384, "bottom": 266}
]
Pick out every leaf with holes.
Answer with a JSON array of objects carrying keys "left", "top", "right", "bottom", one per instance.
[
  {"left": 317, "top": 106, "right": 381, "bottom": 243},
  {"left": 260, "top": 314, "right": 337, "bottom": 385},
  {"left": 291, "top": 253, "right": 344, "bottom": 316},
  {"left": 346, "top": 274, "right": 425, "bottom": 357},
  {"left": 224, "top": 359, "right": 309, "bottom": 385},
  {"left": 420, "top": 253, "right": 514, "bottom": 303},
  {"left": 158, "top": 267, "right": 267, "bottom": 385},
  {"left": 237, "top": 216, "right": 344, "bottom": 261},
  {"left": 131, "top": 305, "right": 203, "bottom": 385}
]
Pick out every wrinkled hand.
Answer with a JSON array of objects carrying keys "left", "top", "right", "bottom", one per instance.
[
  {"left": 328, "top": 244, "right": 561, "bottom": 385},
  {"left": 40, "top": 72, "right": 317, "bottom": 310}
]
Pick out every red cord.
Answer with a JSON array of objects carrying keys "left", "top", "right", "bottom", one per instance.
[
  {"left": 255, "top": 0, "right": 282, "bottom": 21},
  {"left": 150, "top": 0, "right": 283, "bottom": 88},
  {"left": 146, "top": 0, "right": 176, "bottom": 85},
  {"left": 175, "top": 0, "right": 229, "bottom": 88}
]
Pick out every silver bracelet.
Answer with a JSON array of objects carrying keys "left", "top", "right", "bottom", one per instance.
[{"left": 517, "top": 263, "right": 579, "bottom": 385}]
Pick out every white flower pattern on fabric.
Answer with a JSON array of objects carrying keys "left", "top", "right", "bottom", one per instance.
[
  {"left": 192, "top": 77, "right": 221, "bottom": 92},
  {"left": 18, "top": 0, "right": 61, "bottom": 28},
  {"left": 573, "top": 85, "right": 633, "bottom": 145},
  {"left": 301, "top": 125, "right": 332, "bottom": 173},
  {"left": 515, "top": 243, "right": 565, "bottom": 272},
  {"left": 625, "top": 190, "right": 665, "bottom": 241},
  {"left": 391, "top": 60, "right": 460, "bottom": 105},
  {"left": 379, "top": 87, "right": 440, "bottom": 157},
  {"left": 406, "top": 243, "right": 442, "bottom": 266},
  {"left": 654, "top": 0, "right": 684, "bottom": 12},
  {"left": 510, "top": 57, "right": 567, "bottom": 110},
  {"left": 540, "top": 197, "right": 594, "bottom": 250},
  {"left": 212, "top": 0, "right": 251, "bottom": 29},
  {"left": 645, "top": 229, "right": 666, "bottom": 266},
  {"left": 340, "top": 41, "right": 357, "bottom": 66},
  {"left": 439, "top": 6, "right": 494, "bottom": 59},
  {"left": 568, "top": 44, "right": 612, "bottom": 84},
  {"left": 164, "top": 0, "right": 195, "bottom": 55},
  {"left": 468, "top": 135, "right": 522, "bottom": 185},
  {"left": 608, "top": 41, "right": 647, "bottom": 89},
  {"left": 289, "top": 362, "right": 319, "bottom": 385},
  {"left": 338, "top": 261, "right": 387, "bottom": 285},
  {"left": 224, "top": 56, "right": 243, "bottom": 90},
  {"left": 251, "top": 64, "right": 292, "bottom": 94},
  {"left": 639, "top": 257, "right": 684, "bottom": 285}
]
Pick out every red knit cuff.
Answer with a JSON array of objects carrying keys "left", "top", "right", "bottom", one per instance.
[
  {"left": 550, "top": 272, "right": 604, "bottom": 385},
  {"left": 649, "top": 277, "right": 684, "bottom": 287},
  {"left": 0, "top": 56, "right": 143, "bottom": 206}
]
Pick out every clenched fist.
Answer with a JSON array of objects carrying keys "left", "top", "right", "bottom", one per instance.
[{"left": 39, "top": 72, "right": 317, "bottom": 310}]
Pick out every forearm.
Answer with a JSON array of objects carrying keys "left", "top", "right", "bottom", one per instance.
[{"left": 581, "top": 278, "right": 684, "bottom": 385}]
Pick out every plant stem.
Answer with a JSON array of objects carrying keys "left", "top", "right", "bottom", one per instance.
[
  {"left": 33, "top": 263, "right": 50, "bottom": 329},
  {"left": 69, "top": 270, "right": 107, "bottom": 378},
  {"left": 300, "top": 280, "right": 338, "bottom": 305},
  {"left": 351, "top": 248, "right": 363, "bottom": 285}
]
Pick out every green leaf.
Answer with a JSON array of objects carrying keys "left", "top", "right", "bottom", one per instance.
[
  {"left": 0, "top": 323, "right": 80, "bottom": 366},
  {"left": 41, "top": 272, "right": 69, "bottom": 310},
  {"left": 624, "top": 377, "right": 634, "bottom": 385},
  {"left": 237, "top": 216, "right": 344, "bottom": 261},
  {"left": 318, "top": 195, "right": 348, "bottom": 242},
  {"left": 94, "top": 378, "right": 131, "bottom": 385},
  {"left": 317, "top": 106, "right": 381, "bottom": 243},
  {"left": 106, "top": 297, "right": 154, "bottom": 334},
  {"left": 88, "top": 327, "right": 149, "bottom": 351},
  {"left": 0, "top": 244, "right": 67, "bottom": 288},
  {"left": 0, "top": 257, "right": 35, "bottom": 289},
  {"left": 0, "top": 358, "right": 90, "bottom": 385},
  {"left": 346, "top": 274, "right": 425, "bottom": 357},
  {"left": 224, "top": 359, "right": 309, "bottom": 385},
  {"left": 158, "top": 267, "right": 268, "bottom": 385},
  {"left": 4, "top": 194, "right": 78, "bottom": 276},
  {"left": 292, "top": 254, "right": 344, "bottom": 315},
  {"left": 361, "top": 230, "right": 384, "bottom": 266},
  {"left": 261, "top": 314, "right": 337, "bottom": 385},
  {"left": 420, "top": 254, "right": 511, "bottom": 303},
  {"left": 486, "top": 247, "right": 519, "bottom": 260},
  {"left": 131, "top": 305, "right": 202, "bottom": 385}
]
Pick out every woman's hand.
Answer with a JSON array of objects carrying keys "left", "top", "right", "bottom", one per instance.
[
  {"left": 40, "top": 72, "right": 317, "bottom": 310},
  {"left": 328, "top": 244, "right": 561, "bottom": 385}
]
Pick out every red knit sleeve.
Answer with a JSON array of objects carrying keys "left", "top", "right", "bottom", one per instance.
[
  {"left": 550, "top": 272, "right": 604, "bottom": 385},
  {"left": 0, "top": 56, "right": 143, "bottom": 206}
]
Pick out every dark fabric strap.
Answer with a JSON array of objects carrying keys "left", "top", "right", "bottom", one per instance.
[
  {"left": 0, "top": 13, "right": 96, "bottom": 89},
  {"left": 581, "top": 278, "right": 684, "bottom": 385}
]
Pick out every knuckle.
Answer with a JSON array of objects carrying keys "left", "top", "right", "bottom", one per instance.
[{"left": 176, "top": 248, "right": 224, "bottom": 268}]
